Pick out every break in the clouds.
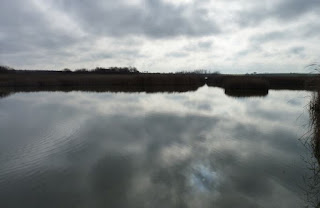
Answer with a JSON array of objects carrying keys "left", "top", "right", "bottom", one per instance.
[{"left": 0, "top": 0, "right": 319, "bottom": 73}]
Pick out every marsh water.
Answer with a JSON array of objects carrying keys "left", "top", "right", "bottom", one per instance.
[{"left": 0, "top": 86, "right": 317, "bottom": 207}]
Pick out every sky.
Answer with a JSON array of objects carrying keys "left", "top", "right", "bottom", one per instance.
[{"left": 0, "top": 0, "right": 319, "bottom": 73}]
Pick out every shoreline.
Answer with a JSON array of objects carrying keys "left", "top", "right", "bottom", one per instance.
[
  {"left": 0, "top": 72, "right": 318, "bottom": 90},
  {"left": 0, "top": 72, "right": 318, "bottom": 99}
]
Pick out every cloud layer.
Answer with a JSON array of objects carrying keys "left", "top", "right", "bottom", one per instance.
[{"left": 0, "top": 0, "right": 319, "bottom": 73}]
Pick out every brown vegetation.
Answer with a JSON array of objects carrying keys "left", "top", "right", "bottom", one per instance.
[
  {"left": 223, "top": 77, "right": 269, "bottom": 91},
  {"left": 206, "top": 74, "right": 318, "bottom": 91},
  {"left": 303, "top": 71, "right": 320, "bottom": 207},
  {"left": 0, "top": 73, "right": 205, "bottom": 88},
  {"left": 0, "top": 66, "right": 319, "bottom": 99},
  {"left": 303, "top": 91, "right": 320, "bottom": 208}
]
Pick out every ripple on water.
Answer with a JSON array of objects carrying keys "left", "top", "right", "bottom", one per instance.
[{"left": 0, "top": 116, "right": 87, "bottom": 188}]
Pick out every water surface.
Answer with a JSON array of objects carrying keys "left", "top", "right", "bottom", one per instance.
[{"left": 0, "top": 86, "right": 314, "bottom": 207}]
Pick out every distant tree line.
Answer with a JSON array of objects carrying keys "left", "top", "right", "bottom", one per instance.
[
  {"left": 73, "top": 66, "right": 139, "bottom": 74},
  {"left": 175, "top": 69, "right": 220, "bottom": 74},
  {"left": 0, "top": 65, "right": 140, "bottom": 74},
  {"left": 1, "top": 65, "right": 225, "bottom": 75}
]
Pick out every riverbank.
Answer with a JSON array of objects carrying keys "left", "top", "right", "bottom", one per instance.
[{"left": 0, "top": 71, "right": 318, "bottom": 90}]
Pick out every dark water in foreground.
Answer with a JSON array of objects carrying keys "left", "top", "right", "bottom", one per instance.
[{"left": 0, "top": 86, "right": 315, "bottom": 207}]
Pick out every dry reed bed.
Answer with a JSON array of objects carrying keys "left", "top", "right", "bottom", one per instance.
[{"left": 0, "top": 73, "right": 205, "bottom": 88}]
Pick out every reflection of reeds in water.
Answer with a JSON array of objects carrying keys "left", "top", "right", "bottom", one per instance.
[
  {"left": 222, "top": 78, "right": 269, "bottom": 98},
  {"left": 0, "top": 84, "right": 203, "bottom": 99},
  {"left": 304, "top": 90, "right": 320, "bottom": 208},
  {"left": 309, "top": 91, "right": 320, "bottom": 163},
  {"left": 224, "top": 89, "right": 268, "bottom": 98}
]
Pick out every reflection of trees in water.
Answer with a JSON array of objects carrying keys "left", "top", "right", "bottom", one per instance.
[{"left": 303, "top": 90, "right": 320, "bottom": 208}]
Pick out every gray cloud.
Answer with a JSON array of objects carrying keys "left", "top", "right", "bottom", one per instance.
[
  {"left": 273, "top": 0, "right": 320, "bottom": 20},
  {"left": 198, "top": 40, "right": 213, "bottom": 49},
  {"left": 304, "top": 22, "right": 320, "bottom": 37},
  {"left": 237, "top": 0, "right": 320, "bottom": 26},
  {"left": 289, "top": 46, "right": 305, "bottom": 56},
  {"left": 0, "top": 0, "right": 84, "bottom": 54},
  {"left": 166, "top": 52, "right": 189, "bottom": 58},
  {"left": 82, "top": 49, "right": 146, "bottom": 62},
  {"left": 183, "top": 40, "right": 213, "bottom": 51},
  {"left": 251, "top": 31, "right": 289, "bottom": 43},
  {"left": 166, "top": 40, "right": 214, "bottom": 59},
  {"left": 236, "top": 45, "right": 262, "bottom": 57},
  {"left": 0, "top": 0, "right": 220, "bottom": 69},
  {"left": 53, "top": 0, "right": 220, "bottom": 38}
]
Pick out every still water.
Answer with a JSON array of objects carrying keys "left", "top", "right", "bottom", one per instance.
[{"left": 0, "top": 86, "right": 316, "bottom": 207}]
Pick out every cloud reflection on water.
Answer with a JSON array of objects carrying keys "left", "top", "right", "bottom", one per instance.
[{"left": 0, "top": 86, "right": 312, "bottom": 207}]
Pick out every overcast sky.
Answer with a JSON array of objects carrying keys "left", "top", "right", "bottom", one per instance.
[{"left": 0, "top": 0, "right": 319, "bottom": 73}]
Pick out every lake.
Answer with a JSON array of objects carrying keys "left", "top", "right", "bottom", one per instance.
[{"left": 0, "top": 86, "right": 317, "bottom": 208}]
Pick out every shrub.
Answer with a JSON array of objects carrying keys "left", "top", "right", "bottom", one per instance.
[
  {"left": 0, "top": 65, "right": 14, "bottom": 73},
  {"left": 63, "top": 68, "right": 72, "bottom": 73}
]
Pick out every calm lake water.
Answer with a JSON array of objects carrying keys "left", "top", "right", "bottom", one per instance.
[{"left": 0, "top": 86, "right": 316, "bottom": 207}]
